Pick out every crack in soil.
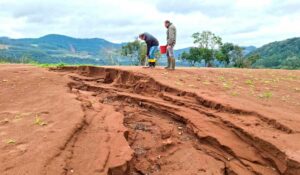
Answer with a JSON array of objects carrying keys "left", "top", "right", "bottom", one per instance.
[{"left": 51, "top": 66, "right": 300, "bottom": 175}]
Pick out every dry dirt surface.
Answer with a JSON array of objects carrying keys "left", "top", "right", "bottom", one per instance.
[{"left": 0, "top": 64, "right": 300, "bottom": 175}]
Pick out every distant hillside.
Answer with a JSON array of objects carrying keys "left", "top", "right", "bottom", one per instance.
[
  {"left": 0, "top": 34, "right": 190, "bottom": 66},
  {"left": 3, "top": 34, "right": 299, "bottom": 68},
  {"left": 242, "top": 46, "right": 256, "bottom": 55},
  {"left": 173, "top": 47, "right": 190, "bottom": 58},
  {"left": 0, "top": 34, "right": 125, "bottom": 65},
  {"left": 248, "top": 37, "right": 300, "bottom": 69}
]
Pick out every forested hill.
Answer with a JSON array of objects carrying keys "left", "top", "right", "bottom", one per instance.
[
  {"left": 0, "top": 34, "right": 123, "bottom": 64},
  {"left": 0, "top": 34, "right": 191, "bottom": 66},
  {"left": 249, "top": 37, "right": 300, "bottom": 69},
  {"left": 1, "top": 34, "right": 300, "bottom": 69}
]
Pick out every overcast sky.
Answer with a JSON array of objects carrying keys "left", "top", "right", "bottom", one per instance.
[{"left": 0, "top": 0, "right": 300, "bottom": 48}]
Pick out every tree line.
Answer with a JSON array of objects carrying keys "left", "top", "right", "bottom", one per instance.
[
  {"left": 121, "top": 31, "right": 260, "bottom": 68},
  {"left": 181, "top": 31, "right": 260, "bottom": 68}
]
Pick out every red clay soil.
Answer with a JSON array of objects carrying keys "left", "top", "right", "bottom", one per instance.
[{"left": 0, "top": 65, "right": 300, "bottom": 175}]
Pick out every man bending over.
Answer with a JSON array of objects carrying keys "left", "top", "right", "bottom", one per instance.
[{"left": 139, "top": 33, "right": 159, "bottom": 68}]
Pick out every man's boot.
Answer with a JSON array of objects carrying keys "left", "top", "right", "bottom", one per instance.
[
  {"left": 171, "top": 58, "right": 176, "bottom": 70},
  {"left": 165, "top": 57, "right": 171, "bottom": 69}
]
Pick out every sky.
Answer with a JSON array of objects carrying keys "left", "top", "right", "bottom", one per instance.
[{"left": 0, "top": 0, "right": 300, "bottom": 48}]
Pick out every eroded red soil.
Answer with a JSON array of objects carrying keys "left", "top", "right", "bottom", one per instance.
[{"left": 0, "top": 65, "right": 299, "bottom": 175}]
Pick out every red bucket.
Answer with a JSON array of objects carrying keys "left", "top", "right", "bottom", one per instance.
[{"left": 160, "top": 45, "right": 167, "bottom": 54}]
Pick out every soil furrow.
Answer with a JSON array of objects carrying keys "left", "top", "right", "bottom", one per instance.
[
  {"left": 55, "top": 66, "right": 300, "bottom": 174},
  {"left": 69, "top": 78, "right": 285, "bottom": 173},
  {"left": 44, "top": 114, "right": 88, "bottom": 175},
  {"left": 2, "top": 65, "right": 299, "bottom": 175}
]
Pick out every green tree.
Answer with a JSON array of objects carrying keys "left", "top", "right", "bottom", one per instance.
[
  {"left": 192, "top": 31, "right": 222, "bottom": 49},
  {"left": 181, "top": 48, "right": 203, "bottom": 66},
  {"left": 201, "top": 48, "right": 213, "bottom": 67},
  {"left": 192, "top": 31, "right": 222, "bottom": 66},
  {"left": 121, "top": 39, "right": 147, "bottom": 65},
  {"left": 247, "top": 54, "right": 260, "bottom": 66},
  {"left": 231, "top": 46, "right": 245, "bottom": 68},
  {"left": 217, "top": 43, "right": 259, "bottom": 68},
  {"left": 231, "top": 46, "right": 260, "bottom": 68},
  {"left": 217, "top": 43, "right": 235, "bottom": 65},
  {"left": 282, "top": 56, "right": 300, "bottom": 69}
]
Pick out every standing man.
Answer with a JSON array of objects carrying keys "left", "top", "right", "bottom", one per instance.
[
  {"left": 165, "top": 20, "right": 177, "bottom": 70},
  {"left": 139, "top": 33, "right": 159, "bottom": 68}
]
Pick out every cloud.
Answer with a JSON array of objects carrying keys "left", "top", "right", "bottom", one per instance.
[
  {"left": 0, "top": 1, "right": 71, "bottom": 24},
  {"left": 0, "top": 0, "right": 299, "bottom": 48},
  {"left": 155, "top": 0, "right": 233, "bottom": 17},
  {"left": 267, "top": 0, "right": 300, "bottom": 16}
]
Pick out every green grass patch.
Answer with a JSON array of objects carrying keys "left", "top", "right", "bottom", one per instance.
[
  {"left": 231, "top": 91, "right": 239, "bottom": 97},
  {"left": 245, "top": 79, "right": 254, "bottom": 86},
  {"left": 287, "top": 73, "right": 298, "bottom": 80},
  {"left": 223, "top": 82, "right": 231, "bottom": 90},
  {"left": 34, "top": 116, "right": 47, "bottom": 126},
  {"left": 30, "top": 62, "right": 66, "bottom": 68},
  {"left": 30, "top": 62, "right": 96, "bottom": 68},
  {"left": 258, "top": 91, "right": 273, "bottom": 99},
  {"left": 0, "top": 60, "right": 9, "bottom": 64},
  {"left": 4, "top": 139, "right": 16, "bottom": 144},
  {"left": 218, "top": 76, "right": 225, "bottom": 82}
]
